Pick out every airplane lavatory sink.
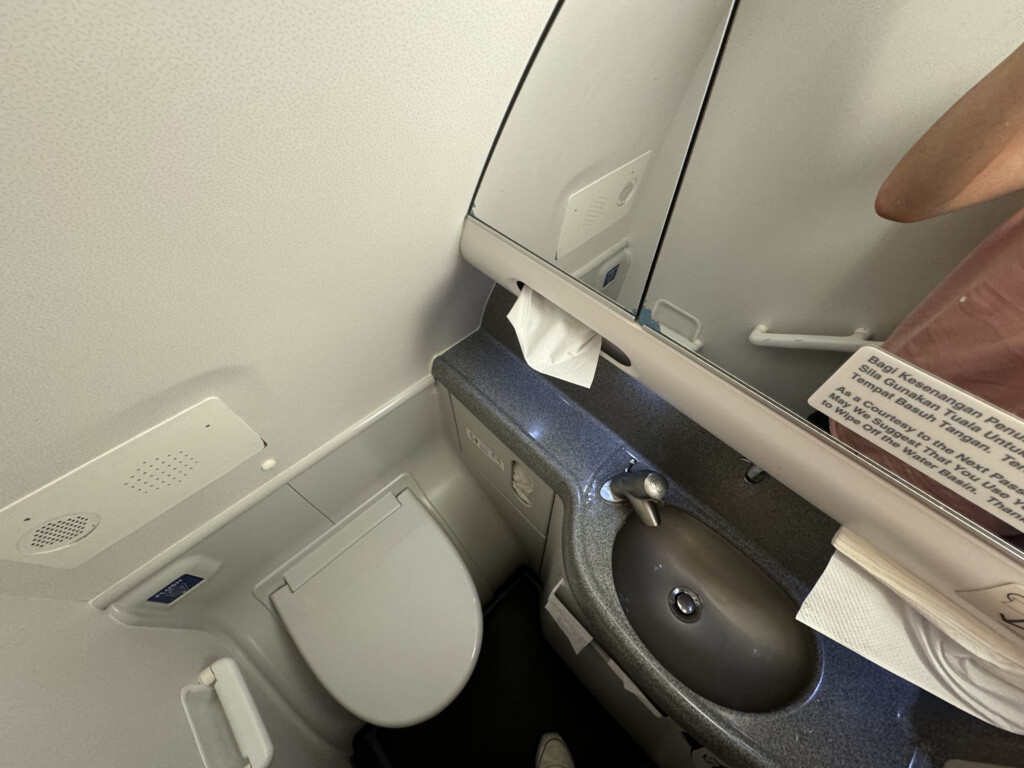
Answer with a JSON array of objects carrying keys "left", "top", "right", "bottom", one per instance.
[{"left": 612, "top": 507, "right": 817, "bottom": 712}]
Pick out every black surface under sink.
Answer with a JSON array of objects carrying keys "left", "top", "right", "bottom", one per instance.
[{"left": 612, "top": 507, "right": 817, "bottom": 712}]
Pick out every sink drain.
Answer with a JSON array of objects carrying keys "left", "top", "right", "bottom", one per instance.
[{"left": 669, "top": 587, "right": 703, "bottom": 623}]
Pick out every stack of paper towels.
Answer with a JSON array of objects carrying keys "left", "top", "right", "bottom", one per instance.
[{"left": 798, "top": 528, "right": 1024, "bottom": 734}]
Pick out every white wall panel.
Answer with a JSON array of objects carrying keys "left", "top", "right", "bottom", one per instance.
[
  {"left": 0, "top": 0, "right": 554, "bottom": 599},
  {"left": 0, "top": 594, "right": 348, "bottom": 768}
]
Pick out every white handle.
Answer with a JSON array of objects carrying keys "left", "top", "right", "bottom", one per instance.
[
  {"left": 198, "top": 658, "right": 273, "bottom": 768},
  {"left": 648, "top": 299, "right": 704, "bottom": 352},
  {"left": 748, "top": 324, "right": 883, "bottom": 353}
]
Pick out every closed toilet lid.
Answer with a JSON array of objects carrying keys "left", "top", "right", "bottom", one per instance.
[{"left": 271, "top": 489, "right": 482, "bottom": 727}]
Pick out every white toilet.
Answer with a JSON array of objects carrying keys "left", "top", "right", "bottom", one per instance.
[{"left": 270, "top": 488, "right": 483, "bottom": 728}]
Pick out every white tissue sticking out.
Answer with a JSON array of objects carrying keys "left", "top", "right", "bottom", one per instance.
[
  {"left": 797, "top": 530, "right": 1024, "bottom": 735},
  {"left": 507, "top": 286, "right": 602, "bottom": 388}
]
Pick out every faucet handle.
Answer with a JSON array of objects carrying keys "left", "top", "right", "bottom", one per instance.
[
  {"left": 604, "top": 468, "right": 668, "bottom": 527},
  {"left": 642, "top": 472, "right": 668, "bottom": 503}
]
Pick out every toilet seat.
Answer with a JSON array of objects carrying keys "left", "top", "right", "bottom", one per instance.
[{"left": 271, "top": 489, "right": 482, "bottom": 727}]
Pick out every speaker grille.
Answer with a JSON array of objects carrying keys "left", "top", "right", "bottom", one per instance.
[
  {"left": 582, "top": 195, "right": 608, "bottom": 229},
  {"left": 124, "top": 452, "right": 200, "bottom": 494},
  {"left": 18, "top": 514, "right": 100, "bottom": 553}
]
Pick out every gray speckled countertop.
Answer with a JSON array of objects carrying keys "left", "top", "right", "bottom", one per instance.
[{"left": 431, "top": 287, "right": 1024, "bottom": 768}]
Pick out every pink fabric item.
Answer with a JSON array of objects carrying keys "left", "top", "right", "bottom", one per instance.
[{"left": 832, "top": 206, "right": 1024, "bottom": 538}]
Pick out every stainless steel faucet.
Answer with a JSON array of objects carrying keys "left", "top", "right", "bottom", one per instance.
[{"left": 601, "top": 460, "right": 668, "bottom": 527}]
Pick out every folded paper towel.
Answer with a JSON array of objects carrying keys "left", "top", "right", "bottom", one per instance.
[
  {"left": 797, "top": 528, "right": 1024, "bottom": 734},
  {"left": 507, "top": 286, "right": 602, "bottom": 388}
]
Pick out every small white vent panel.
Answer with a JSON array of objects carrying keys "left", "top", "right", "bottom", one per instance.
[
  {"left": 0, "top": 398, "right": 263, "bottom": 569},
  {"left": 556, "top": 151, "right": 651, "bottom": 259}
]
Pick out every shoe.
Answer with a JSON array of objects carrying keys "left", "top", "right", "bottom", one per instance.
[{"left": 535, "top": 732, "right": 574, "bottom": 768}]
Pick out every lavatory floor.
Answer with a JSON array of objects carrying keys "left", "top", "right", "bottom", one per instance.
[{"left": 351, "top": 570, "right": 654, "bottom": 768}]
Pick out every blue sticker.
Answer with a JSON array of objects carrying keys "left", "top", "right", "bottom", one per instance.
[
  {"left": 637, "top": 307, "right": 660, "bottom": 332},
  {"left": 602, "top": 264, "right": 620, "bottom": 287},
  {"left": 147, "top": 573, "right": 204, "bottom": 604}
]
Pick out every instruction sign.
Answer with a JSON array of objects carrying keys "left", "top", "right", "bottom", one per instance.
[{"left": 809, "top": 347, "right": 1024, "bottom": 534}]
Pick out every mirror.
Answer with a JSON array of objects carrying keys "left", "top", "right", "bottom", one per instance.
[
  {"left": 471, "top": 0, "right": 736, "bottom": 315},
  {"left": 640, "top": 1, "right": 1024, "bottom": 548},
  {"left": 471, "top": 0, "right": 1024, "bottom": 555}
]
